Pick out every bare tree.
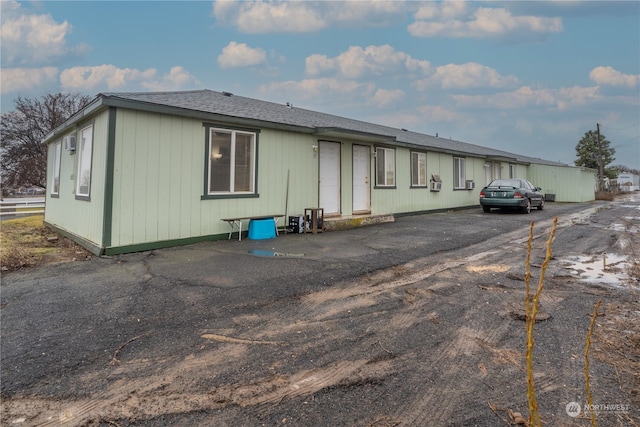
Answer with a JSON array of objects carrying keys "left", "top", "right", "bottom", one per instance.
[{"left": 1, "top": 93, "right": 92, "bottom": 190}]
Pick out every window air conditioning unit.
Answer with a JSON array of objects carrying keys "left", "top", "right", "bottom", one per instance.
[
  {"left": 431, "top": 181, "right": 442, "bottom": 191},
  {"left": 431, "top": 174, "right": 442, "bottom": 192},
  {"left": 63, "top": 135, "right": 76, "bottom": 151},
  {"left": 466, "top": 180, "right": 475, "bottom": 190}
]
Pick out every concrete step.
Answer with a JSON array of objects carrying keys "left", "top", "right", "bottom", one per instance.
[{"left": 322, "top": 213, "right": 395, "bottom": 231}]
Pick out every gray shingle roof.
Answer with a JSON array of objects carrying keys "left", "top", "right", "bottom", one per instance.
[{"left": 101, "top": 89, "right": 567, "bottom": 166}]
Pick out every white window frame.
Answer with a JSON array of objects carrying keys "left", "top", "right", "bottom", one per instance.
[
  {"left": 453, "top": 157, "right": 466, "bottom": 189},
  {"left": 509, "top": 164, "right": 516, "bottom": 178},
  {"left": 411, "top": 151, "right": 427, "bottom": 187},
  {"left": 207, "top": 127, "right": 256, "bottom": 195},
  {"left": 375, "top": 147, "right": 395, "bottom": 187},
  {"left": 51, "top": 141, "right": 61, "bottom": 196},
  {"left": 76, "top": 124, "right": 93, "bottom": 199}
]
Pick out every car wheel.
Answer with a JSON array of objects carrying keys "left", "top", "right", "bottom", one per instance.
[
  {"left": 482, "top": 206, "right": 491, "bottom": 213},
  {"left": 522, "top": 199, "right": 531, "bottom": 214},
  {"left": 537, "top": 199, "right": 544, "bottom": 210}
]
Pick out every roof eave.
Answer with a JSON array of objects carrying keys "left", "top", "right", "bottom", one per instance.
[
  {"left": 102, "top": 95, "right": 324, "bottom": 135},
  {"left": 486, "top": 154, "right": 524, "bottom": 163},
  {"left": 313, "top": 127, "right": 397, "bottom": 143},
  {"left": 41, "top": 94, "right": 107, "bottom": 143}
]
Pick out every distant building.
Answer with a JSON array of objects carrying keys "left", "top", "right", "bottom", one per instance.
[{"left": 616, "top": 172, "right": 640, "bottom": 192}]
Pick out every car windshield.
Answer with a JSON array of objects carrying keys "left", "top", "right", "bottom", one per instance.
[{"left": 488, "top": 179, "right": 522, "bottom": 188}]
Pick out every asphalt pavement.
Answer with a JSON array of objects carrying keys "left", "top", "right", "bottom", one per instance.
[{"left": 2, "top": 196, "right": 639, "bottom": 426}]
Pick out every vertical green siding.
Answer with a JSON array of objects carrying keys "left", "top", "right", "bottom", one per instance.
[
  {"left": 109, "top": 109, "right": 322, "bottom": 248},
  {"left": 44, "top": 110, "right": 108, "bottom": 251},
  {"left": 512, "top": 164, "right": 528, "bottom": 179},
  {"left": 528, "top": 164, "right": 596, "bottom": 202},
  {"left": 369, "top": 148, "right": 483, "bottom": 215},
  {"left": 112, "top": 110, "right": 201, "bottom": 247}
]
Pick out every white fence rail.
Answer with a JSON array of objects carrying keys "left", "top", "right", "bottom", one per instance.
[{"left": 0, "top": 198, "right": 45, "bottom": 217}]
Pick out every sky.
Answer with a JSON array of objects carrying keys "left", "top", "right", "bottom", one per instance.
[{"left": 1, "top": 0, "right": 639, "bottom": 170}]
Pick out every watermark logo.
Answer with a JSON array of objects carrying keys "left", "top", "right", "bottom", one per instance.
[
  {"left": 566, "top": 401, "right": 631, "bottom": 418},
  {"left": 585, "top": 403, "right": 630, "bottom": 416},
  {"left": 566, "top": 401, "right": 581, "bottom": 418}
]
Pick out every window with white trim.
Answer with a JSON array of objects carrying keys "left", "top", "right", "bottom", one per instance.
[
  {"left": 76, "top": 125, "right": 93, "bottom": 198},
  {"left": 453, "top": 157, "right": 466, "bottom": 189},
  {"left": 207, "top": 128, "right": 256, "bottom": 194},
  {"left": 375, "top": 147, "right": 395, "bottom": 187},
  {"left": 411, "top": 151, "right": 427, "bottom": 187},
  {"left": 52, "top": 141, "right": 61, "bottom": 196}
]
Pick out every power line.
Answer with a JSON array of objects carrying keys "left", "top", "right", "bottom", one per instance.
[
  {"left": 611, "top": 135, "right": 639, "bottom": 148},
  {"left": 599, "top": 123, "right": 640, "bottom": 132}
]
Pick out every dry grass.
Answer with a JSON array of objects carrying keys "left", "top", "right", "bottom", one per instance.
[
  {"left": 524, "top": 217, "right": 558, "bottom": 427},
  {"left": 622, "top": 217, "right": 640, "bottom": 285},
  {"left": 0, "top": 215, "right": 90, "bottom": 272}
]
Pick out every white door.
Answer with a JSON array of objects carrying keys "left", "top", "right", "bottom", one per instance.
[
  {"left": 493, "top": 162, "right": 501, "bottom": 180},
  {"left": 352, "top": 145, "right": 370, "bottom": 213},
  {"left": 319, "top": 141, "right": 341, "bottom": 215},
  {"left": 484, "top": 162, "right": 492, "bottom": 185}
]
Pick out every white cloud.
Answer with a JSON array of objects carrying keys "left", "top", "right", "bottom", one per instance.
[
  {"left": 452, "top": 85, "right": 600, "bottom": 111},
  {"left": 305, "top": 54, "right": 337, "bottom": 76},
  {"left": 372, "top": 89, "right": 405, "bottom": 107},
  {"left": 414, "top": 62, "right": 519, "bottom": 90},
  {"left": 259, "top": 77, "right": 375, "bottom": 103},
  {"left": 305, "top": 45, "right": 431, "bottom": 79},
  {"left": 0, "top": 1, "right": 89, "bottom": 66},
  {"left": 60, "top": 65, "right": 158, "bottom": 90},
  {"left": 142, "top": 66, "right": 201, "bottom": 91},
  {"left": 325, "top": 1, "right": 408, "bottom": 27},
  {"left": 368, "top": 110, "right": 426, "bottom": 130},
  {"left": 408, "top": 2, "right": 563, "bottom": 39},
  {"left": 218, "top": 42, "right": 267, "bottom": 68},
  {"left": 0, "top": 67, "right": 58, "bottom": 94},
  {"left": 589, "top": 66, "right": 639, "bottom": 88},
  {"left": 213, "top": 0, "right": 408, "bottom": 34},
  {"left": 417, "top": 105, "right": 460, "bottom": 122},
  {"left": 369, "top": 103, "right": 463, "bottom": 130},
  {"left": 60, "top": 65, "right": 201, "bottom": 92},
  {"left": 414, "top": 1, "right": 467, "bottom": 21},
  {"left": 214, "top": 1, "right": 326, "bottom": 33},
  {"left": 260, "top": 77, "right": 406, "bottom": 111},
  {"left": 0, "top": 0, "right": 21, "bottom": 18}
]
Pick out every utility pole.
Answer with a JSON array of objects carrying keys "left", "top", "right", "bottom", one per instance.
[{"left": 596, "top": 123, "right": 604, "bottom": 191}]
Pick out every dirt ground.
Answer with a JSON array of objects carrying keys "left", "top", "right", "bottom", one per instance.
[
  {"left": 0, "top": 215, "right": 92, "bottom": 272},
  {"left": 1, "top": 197, "right": 639, "bottom": 427}
]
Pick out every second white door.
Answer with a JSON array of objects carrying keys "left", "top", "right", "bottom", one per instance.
[
  {"left": 352, "top": 145, "right": 370, "bottom": 213},
  {"left": 319, "top": 141, "right": 341, "bottom": 215}
]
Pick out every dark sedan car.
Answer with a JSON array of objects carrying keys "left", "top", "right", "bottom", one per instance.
[{"left": 479, "top": 179, "right": 544, "bottom": 214}]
